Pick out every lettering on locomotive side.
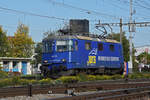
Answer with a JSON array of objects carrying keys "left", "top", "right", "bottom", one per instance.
[{"left": 98, "top": 56, "right": 119, "bottom": 61}]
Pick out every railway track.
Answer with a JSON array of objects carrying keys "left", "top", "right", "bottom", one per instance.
[
  {"left": 1, "top": 79, "right": 150, "bottom": 98},
  {"left": 50, "top": 87, "right": 150, "bottom": 100}
]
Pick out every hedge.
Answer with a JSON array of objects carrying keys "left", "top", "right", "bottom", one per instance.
[{"left": 0, "top": 73, "right": 150, "bottom": 87}]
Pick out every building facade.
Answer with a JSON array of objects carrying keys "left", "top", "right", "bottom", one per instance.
[
  {"left": 135, "top": 45, "right": 150, "bottom": 56},
  {"left": 0, "top": 57, "right": 32, "bottom": 75}
]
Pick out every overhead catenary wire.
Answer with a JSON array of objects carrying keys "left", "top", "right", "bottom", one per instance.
[
  {"left": 0, "top": 6, "right": 122, "bottom": 23},
  {"left": 0, "top": 6, "right": 66, "bottom": 21},
  {"left": 136, "top": 0, "right": 150, "bottom": 9},
  {"left": 114, "top": 0, "right": 150, "bottom": 20},
  {"left": 105, "top": 0, "right": 129, "bottom": 11},
  {"left": 48, "top": 0, "right": 127, "bottom": 20},
  {"left": 134, "top": 1, "right": 150, "bottom": 11}
]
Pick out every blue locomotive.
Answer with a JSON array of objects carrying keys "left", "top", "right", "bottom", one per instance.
[{"left": 40, "top": 34, "right": 124, "bottom": 78}]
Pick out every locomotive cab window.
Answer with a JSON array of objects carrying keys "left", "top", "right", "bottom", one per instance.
[
  {"left": 42, "top": 42, "right": 52, "bottom": 53},
  {"left": 56, "top": 40, "right": 73, "bottom": 52},
  {"left": 98, "top": 43, "right": 103, "bottom": 51},
  {"left": 85, "top": 42, "right": 91, "bottom": 50},
  {"left": 109, "top": 44, "right": 115, "bottom": 52}
]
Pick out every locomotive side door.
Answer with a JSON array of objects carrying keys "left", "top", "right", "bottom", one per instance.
[{"left": 71, "top": 39, "right": 80, "bottom": 68}]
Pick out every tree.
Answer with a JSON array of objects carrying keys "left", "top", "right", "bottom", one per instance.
[
  {"left": 0, "top": 26, "right": 10, "bottom": 57},
  {"left": 137, "top": 52, "right": 150, "bottom": 64},
  {"left": 12, "top": 24, "right": 34, "bottom": 58},
  {"left": 33, "top": 42, "right": 42, "bottom": 67}
]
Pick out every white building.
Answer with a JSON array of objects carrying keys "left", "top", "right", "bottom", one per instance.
[
  {"left": 135, "top": 45, "right": 150, "bottom": 56},
  {"left": 0, "top": 57, "right": 32, "bottom": 75}
]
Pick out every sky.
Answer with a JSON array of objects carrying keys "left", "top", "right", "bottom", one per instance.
[{"left": 0, "top": 0, "right": 150, "bottom": 47}]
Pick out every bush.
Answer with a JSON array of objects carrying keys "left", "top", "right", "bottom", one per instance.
[
  {"left": 57, "top": 76, "right": 79, "bottom": 83},
  {"left": 39, "top": 78, "right": 53, "bottom": 85},
  {"left": 87, "top": 75, "right": 96, "bottom": 81},
  {"left": 20, "top": 79, "right": 30, "bottom": 85},
  {"left": 77, "top": 74, "right": 88, "bottom": 82},
  {"left": 21, "top": 74, "right": 43, "bottom": 80},
  {"left": 143, "top": 74, "right": 150, "bottom": 79},
  {"left": 12, "top": 76, "right": 20, "bottom": 85},
  {"left": 21, "top": 75, "right": 36, "bottom": 80},
  {"left": 0, "top": 78, "right": 12, "bottom": 87},
  {"left": 111, "top": 74, "right": 123, "bottom": 80},
  {"left": 0, "top": 71, "right": 8, "bottom": 78},
  {"left": 128, "top": 73, "right": 144, "bottom": 79},
  {"left": 29, "top": 80, "right": 38, "bottom": 84}
]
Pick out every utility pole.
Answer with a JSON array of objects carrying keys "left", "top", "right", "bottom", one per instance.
[
  {"left": 120, "top": 18, "right": 123, "bottom": 44},
  {"left": 129, "top": 0, "right": 133, "bottom": 73}
]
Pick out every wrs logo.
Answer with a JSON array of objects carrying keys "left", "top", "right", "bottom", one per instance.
[
  {"left": 87, "top": 48, "right": 97, "bottom": 65},
  {"left": 87, "top": 56, "right": 96, "bottom": 64}
]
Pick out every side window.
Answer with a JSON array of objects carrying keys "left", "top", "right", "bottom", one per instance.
[
  {"left": 85, "top": 42, "right": 91, "bottom": 50},
  {"left": 110, "top": 44, "right": 115, "bottom": 52},
  {"left": 98, "top": 43, "right": 103, "bottom": 51},
  {"left": 75, "top": 41, "right": 78, "bottom": 51}
]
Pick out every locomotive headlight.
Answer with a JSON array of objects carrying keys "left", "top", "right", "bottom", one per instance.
[
  {"left": 62, "top": 59, "right": 66, "bottom": 62},
  {"left": 44, "top": 60, "right": 48, "bottom": 63}
]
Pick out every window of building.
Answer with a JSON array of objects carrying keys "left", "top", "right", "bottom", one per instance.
[
  {"left": 3, "top": 61, "right": 9, "bottom": 69},
  {"left": 13, "top": 61, "right": 18, "bottom": 69},
  {"left": 98, "top": 43, "right": 103, "bottom": 51},
  {"left": 110, "top": 44, "right": 115, "bottom": 52},
  {"left": 85, "top": 42, "right": 91, "bottom": 50},
  {"left": 75, "top": 41, "right": 78, "bottom": 51}
]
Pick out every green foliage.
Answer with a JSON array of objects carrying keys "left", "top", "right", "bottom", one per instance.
[
  {"left": 1, "top": 73, "right": 150, "bottom": 87},
  {"left": 128, "top": 73, "right": 144, "bottom": 79},
  {"left": 57, "top": 76, "right": 79, "bottom": 83},
  {"left": 33, "top": 42, "right": 42, "bottom": 67},
  {"left": 12, "top": 76, "right": 20, "bottom": 85},
  {"left": 137, "top": 52, "right": 150, "bottom": 64},
  {"left": 95, "top": 75, "right": 112, "bottom": 80},
  {"left": 87, "top": 75, "right": 96, "bottom": 81},
  {"left": 77, "top": 74, "right": 88, "bottom": 82},
  {"left": 39, "top": 78, "right": 52, "bottom": 85},
  {"left": 142, "top": 74, "right": 150, "bottom": 79},
  {"left": 19, "top": 79, "right": 30, "bottom": 85},
  {"left": 29, "top": 80, "right": 38, "bottom": 84},
  {"left": 0, "top": 26, "right": 11, "bottom": 57},
  {"left": 0, "top": 78, "right": 12, "bottom": 87},
  {"left": 0, "top": 71, "right": 9, "bottom": 78},
  {"left": 111, "top": 74, "right": 123, "bottom": 80},
  {"left": 21, "top": 74, "right": 43, "bottom": 80}
]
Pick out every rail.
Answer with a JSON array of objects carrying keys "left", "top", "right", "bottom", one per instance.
[
  {"left": 50, "top": 87, "right": 150, "bottom": 100},
  {"left": 1, "top": 79, "right": 150, "bottom": 98}
]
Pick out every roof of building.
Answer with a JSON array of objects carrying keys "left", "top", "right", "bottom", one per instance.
[{"left": 0, "top": 57, "right": 32, "bottom": 61}]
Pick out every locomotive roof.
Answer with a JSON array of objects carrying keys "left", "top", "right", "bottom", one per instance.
[{"left": 43, "top": 34, "right": 120, "bottom": 44}]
